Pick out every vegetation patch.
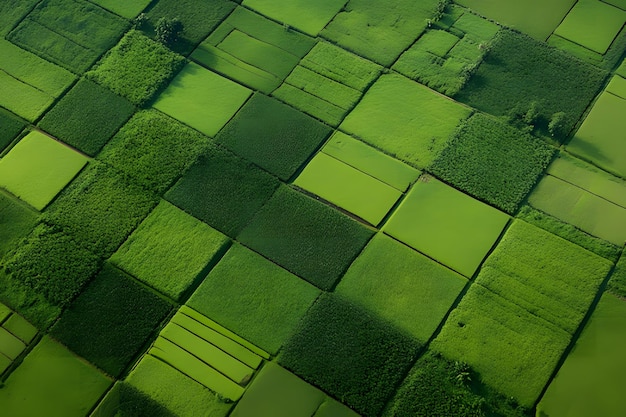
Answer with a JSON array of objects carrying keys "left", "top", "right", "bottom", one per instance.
[
  {"left": 0, "top": 0, "right": 39, "bottom": 36},
  {"left": 336, "top": 233, "right": 467, "bottom": 342},
  {"left": 43, "top": 162, "right": 158, "bottom": 258},
  {"left": 238, "top": 186, "right": 374, "bottom": 291},
  {"left": 111, "top": 201, "right": 230, "bottom": 301},
  {"left": 187, "top": 244, "right": 320, "bottom": 354},
  {"left": 384, "top": 177, "right": 509, "bottom": 277},
  {"left": 340, "top": 74, "right": 471, "bottom": 168},
  {"left": 216, "top": 93, "right": 331, "bottom": 181},
  {"left": 39, "top": 78, "right": 135, "bottom": 156},
  {"left": 89, "top": 0, "right": 151, "bottom": 18},
  {"left": 0, "top": 71, "right": 53, "bottom": 123},
  {"left": 88, "top": 30, "right": 185, "bottom": 106},
  {"left": 0, "top": 108, "right": 25, "bottom": 153},
  {"left": 0, "top": 131, "right": 88, "bottom": 211},
  {"left": 0, "top": 192, "right": 38, "bottom": 260},
  {"left": 98, "top": 110, "right": 211, "bottom": 194},
  {"left": 165, "top": 145, "right": 279, "bottom": 237},
  {"left": 278, "top": 294, "right": 420, "bottom": 417},
  {"left": 51, "top": 263, "right": 172, "bottom": 377},
  {"left": 607, "top": 252, "right": 626, "bottom": 298},
  {"left": 153, "top": 62, "right": 252, "bottom": 137},
  {"left": 7, "top": 0, "right": 128, "bottom": 73},
  {"left": 430, "top": 113, "right": 555, "bottom": 213}
]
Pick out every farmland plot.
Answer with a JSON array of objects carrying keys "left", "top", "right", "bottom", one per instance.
[
  {"left": 88, "top": 0, "right": 151, "bottom": 18},
  {"left": 0, "top": 303, "right": 37, "bottom": 375},
  {"left": 0, "top": 192, "right": 38, "bottom": 260},
  {"left": 0, "top": 0, "right": 39, "bottom": 36},
  {"left": 0, "top": 109, "right": 25, "bottom": 153}
]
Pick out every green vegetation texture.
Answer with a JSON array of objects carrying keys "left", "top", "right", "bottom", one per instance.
[
  {"left": 89, "top": 0, "right": 151, "bottom": 18},
  {"left": 0, "top": 193, "right": 38, "bottom": 260},
  {"left": 0, "top": 109, "right": 25, "bottom": 152},
  {"left": 0, "top": 0, "right": 39, "bottom": 36},
  {"left": 607, "top": 252, "right": 626, "bottom": 298}
]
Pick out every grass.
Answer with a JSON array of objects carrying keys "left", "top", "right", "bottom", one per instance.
[
  {"left": 567, "top": 91, "right": 626, "bottom": 178},
  {"left": 454, "top": 0, "right": 576, "bottom": 40},
  {"left": 216, "top": 93, "right": 331, "bottom": 181},
  {"left": 0, "top": 70, "right": 55, "bottom": 122},
  {"left": 0, "top": 336, "right": 111, "bottom": 417},
  {"left": 50, "top": 263, "right": 172, "bottom": 377},
  {"left": 230, "top": 362, "right": 326, "bottom": 417},
  {"left": 187, "top": 244, "right": 320, "bottom": 354},
  {"left": 153, "top": 62, "right": 252, "bottom": 137},
  {"left": 456, "top": 29, "right": 608, "bottom": 137},
  {"left": 553, "top": 0, "right": 626, "bottom": 54},
  {"left": 321, "top": 0, "right": 440, "bottom": 66},
  {"left": 340, "top": 74, "right": 471, "bottom": 168},
  {"left": 383, "top": 177, "right": 509, "bottom": 278},
  {"left": 87, "top": 30, "right": 186, "bottom": 106},
  {"left": 88, "top": 0, "right": 151, "bottom": 18},
  {"left": 430, "top": 113, "right": 555, "bottom": 213},
  {"left": 0, "top": 109, "right": 25, "bottom": 152},
  {"left": 98, "top": 110, "right": 211, "bottom": 194},
  {"left": 278, "top": 294, "right": 420, "bottom": 417},
  {"left": 294, "top": 153, "right": 402, "bottom": 225},
  {"left": 3, "top": 313, "right": 37, "bottom": 344},
  {"left": 537, "top": 293, "right": 626, "bottom": 416},
  {"left": 39, "top": 78, "right": 135, "bottom": 156},
  {"left": 335, "top": 233, "right": 467, "bottom": 342},
  {"left": 607, "top": 252, "right": 626, "bottom": 298},
  {"left": 165, "top": 145, "right": 280, "bottom": 237},
  {"left": 111, "top": 201, "right": 230, "bottom": 301},
  {"left": 91, "top": 382, "right": 178, "bottom": 417},
  {"left": 238, "top": 186, "right": 374, "bottom": 291},
  {"left": 43, "top": 162, "right": 158, "bottom": 258},
  {"left": 243, "top": 0, "right": 346, "bottom": 36},
  {"left": 0, "top": 131, "right": 88, "bottom": 211},
  {"left": 0, "top": 0, "right": 39, "bottom": 36},
  {"left": 606, "top": 75, "right": 626, "bottom": 99},
  {"left": 0, "top": 192, "right": 38, "bottom": 260},
  {"left": 322, "top": 131, "right": 420, "bottom": 192}
]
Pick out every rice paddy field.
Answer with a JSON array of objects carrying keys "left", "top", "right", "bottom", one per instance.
[{"left": 0, "top": 1, "right": 624, "bottom": 416}]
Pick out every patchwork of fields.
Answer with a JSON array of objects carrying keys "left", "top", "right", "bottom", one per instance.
[{"left": 0, "top": 1, "right": 625, "bottom": 417}]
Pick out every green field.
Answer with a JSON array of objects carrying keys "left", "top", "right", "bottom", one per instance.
[
  {"left": 0, "top": 0, "right": 39, "bottom": 36},
  {"left": 88, "top": 0, "right": 150, "bottom": 18},
  {"left": 0, "top": 131, "right": 88, "bottom": 211},
  {"left": 111, "top": 201, "right": 230, "bottom": 301},
  {"left": 537, "top": 293, "right": 626, "bottom": 417},
  {"left": 0, "top": 192, "right": 38, "bottom": 260},
  {"left": 567, "top": 91, "right": 626, "bottom": 178},
  {"left": 153, "top": 62, "right": 252, "bottom": 137},
  {"left": 336, "top": 233, "right": 467, "bottom": 342},
  {"left": 0, "top": 109, "right": 25, "bottom": 153},
  {"left": 384, "top": 177, "right": 510, "bottom": 277},
  {"left": 294, "top": 153, "right": 402, "bottom": 225},
  {"left": 340, "top": 74, "right": 471, "bottom": 168}
]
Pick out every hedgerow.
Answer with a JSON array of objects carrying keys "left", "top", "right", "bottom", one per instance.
[
  {"left": 87, "top": 31, "right": 186, "bottom": 106},
  {"left": 98, "top": 110, "right": 210, "bottom": 194},
  {"left": 278, "top": 294, "right": 420, "bottom": 417},
  {"left": 51, "top": 263, "right": 172, "bottom": 377},
  {"left": 43, "top": 162, "right": 159, "bottom": 258},
  {"left": 456, "top": 29, "right": 608, "bottom": 138},
  {"left": 165, "top": 145, "right": 280, "bottom": 237},
  {"left": 39, "top": 78, "right": 135, "bottom": 156},
  {"left": 0, "top": 109, "right": 24, "bottom": 153},
  {"left": 238, "top": 186, "right": 374, "bottom": 291},
  {"left": 216, "top": 93, "right": 331, "bottom": 181},
  {"left": 430, "top": 113, "right": 555, "bottom": 213}
]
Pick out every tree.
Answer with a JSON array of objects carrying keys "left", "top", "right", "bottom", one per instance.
[
  {"left": 548, "top": 111, "right": 567, "bottom": 138},
  {"left": 155, "top": 17, "right": 183, "bottom": 46}
]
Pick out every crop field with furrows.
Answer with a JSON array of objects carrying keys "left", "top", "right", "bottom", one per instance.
[{"left": 0, "top": 1, "right": 625, "bottom": 417}]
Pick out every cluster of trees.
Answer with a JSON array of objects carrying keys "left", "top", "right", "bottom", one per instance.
[{"left": 134, "top": 13, "right": 183, "bottom": 46}]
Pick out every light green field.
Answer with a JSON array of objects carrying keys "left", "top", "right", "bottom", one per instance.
[
  {"left": 547, "top": 33, "right": 604, "bottom": 64},
  {"left": 454, "top": 0, "right": 576, "bottom": 40},
  {"left": 603, "top": 0, "right": 626, "bottom": 9},
  {"left": 606, "top": 75, "right": 626, "bottom": 99},
  {"left": 553, "top": 0, "right": 626, "bottom": 54},
  {"left": 0, "top": 71, "right": 54, "bottom": 122},
  {"left": 339, "top": 74, "right": 471, "bottom": 169},
  {"left": 243, "top": 0, "right": 346, "bottom": 36},
  {"left": 567, "top": 91, "right": 626, "bottom": 179},
  {"left": 153, "top": 62, "right": 251, "bottom": 137},
  {"left": 88, "top": 0, "right": 151, "bottom": 18},
  {"left": 529, "top": 175, "right": 626, "bottom": 245},
  {"left": 383, "top": 177, "right": 509, "bottom": 277},
  {"left": 537, "top": 293, "right": 626, "bottom": 417},
  {"left": 336, "top": 233, "right": 467, "bottom": 342},
  {"left": 0, "top": 336, "right": 111, "bottom": 417},
  {"left": 0, "top": 131, "right": 88, "bottom": 210},
  {"left": 322, "top": 132, "right": 420, "bottom": 192},
  {"left": 617, "top": 57, "right": 626, "bottom": 77},
  {"left": 294, "top": 153, "right": 401, "bottom": 225}
]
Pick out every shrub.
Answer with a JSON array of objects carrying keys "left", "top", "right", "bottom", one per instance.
[
  {"left": 87, "top": 30, "right": 186, "bottom": 106},
  {"left": 155, "top": 17, "right": 183, "bottom": 45},
  {"left": 51, "top": 263, "right": 172, "bottom": 377},
  {"left": 278, "top": 294, "right": 420, "bottom": 417}
]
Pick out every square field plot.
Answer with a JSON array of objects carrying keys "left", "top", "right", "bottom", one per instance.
[
  {"left": 383, "top": 177, "right": 509, "bottom": 277},
  {"left": 335, "top": 233, "right": 467, "bottom": 342},
  {"left": 294, "top": 152, "right": 402, "bottom": 226},
  {"left": 216, "top": 93, "right": 331, "bottom": 181},
  {"left": 238, "top": 186, "right": 374, "bottom": 291},
  {"left": 111, "top": 201, "right": 230, "bottom": 301},
  {"left": 340, "top": 74, "right": 471, "bottom": 169},
  {"left": 0, "top": 336, "right": 111, "bottom": 417},
  {"left": 567, "top": 90, "right": 626, "bottom": 178},
  {"left": 153, "top": 62, "right": 252, "bottom": 137},
  {"left": 187, "top": 244, "right": 320, "bottom": 354},
  {"left": 0, "top": 131, "right": 88, "bottom": 210},
  {"left": 243, "top": 0, "right": 347, "bottom": 36}
]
